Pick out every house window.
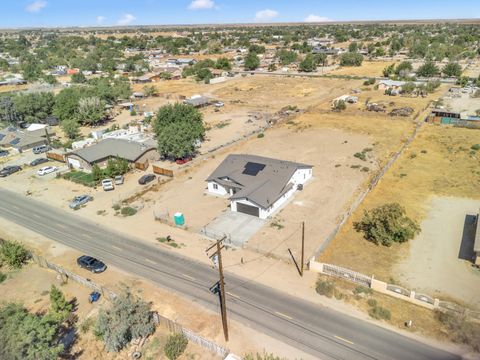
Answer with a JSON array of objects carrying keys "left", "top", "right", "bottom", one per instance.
[{"left": 213, "top": 183, "right": 218, "bottom": 190}]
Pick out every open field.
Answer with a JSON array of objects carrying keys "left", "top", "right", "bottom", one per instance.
[
  {"left": 328, "top": 61, "right": 399, "bottom": 77},
  {"left": 320, "top": 124, "right": 480, "bottom": 304}
]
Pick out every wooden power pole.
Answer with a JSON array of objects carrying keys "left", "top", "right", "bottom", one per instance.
[
  {"left": 301, "top": 221, "right": 305, "bottom": 277},
  {"left": 206, "top": 237, "right": 229, "bottom": 342}
]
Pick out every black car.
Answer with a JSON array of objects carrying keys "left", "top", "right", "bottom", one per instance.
[
  {"left": 30, "top": 158, "right": 49, "bottom": 167},
  {"left": 0, "top": 165, "right": 22, "bottom": 177},
  {"left": 77, "top": 255, "right": 107, "bottom": 273},
  {"left": 138, "top": 174, "right": 156, "bottom": 185},
  {"left": 0, "top": 150, "right": 9, "bottom": 157}
]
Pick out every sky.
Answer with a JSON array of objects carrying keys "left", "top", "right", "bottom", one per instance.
[{"left": 0, "top": 0, "right": 478, "bottom": 28}]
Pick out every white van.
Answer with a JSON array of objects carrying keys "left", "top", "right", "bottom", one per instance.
[{"left": 33, "top": 145, "right": 49, "bottom": 154}]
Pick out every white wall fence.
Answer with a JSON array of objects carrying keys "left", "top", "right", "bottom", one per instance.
[{"left": 310, "top": 260, "right": 480, "bottom": 323}]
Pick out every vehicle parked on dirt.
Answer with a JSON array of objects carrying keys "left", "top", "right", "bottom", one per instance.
[
  {"left": 175, "top": 157, "right": 192, "bottom": 165},
  {"left": 0, "top": 150, "right": 9, "bottom": 157},
  {"left": 138, "top": 173, "right": 155, "bottom": 185},
  {"left": 101, "top": 178, "right": 114, "bottom": 191},
  {"left": 29, "top": 158, "right": 49, "bottom": 167},
  {"left": 69, "top": 195, "right": 93, "bottom": 209},
  {"left": 37, "top": 166, "right": 57, "bottom": 176},
  {"left": 76, "top": 255, "right": 107, "bottom": 273},
  {"left": 0, "top": 165, "right": 21, "bottom": 177},
  {"left": 114, "top": 175, "right": 124, "bottom": 185}
]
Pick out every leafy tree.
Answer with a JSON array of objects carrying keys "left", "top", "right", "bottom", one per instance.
[
  {"left": 104, "top": 157, "right": 129, "bottom": 178},
  {"left": 0, "top": 303, "right": 64, "bottom": 360},
  {"left": 53, "top": 87, "right": 90, "bottom": 123},
  {"left": 268, "top": 63, "right": 277, "bottom": 72},
  {"left": 332, "top": 100, "right": 346, "bottom": 111},
  {"left": 164, "top": 333, "right": 188, "bottom": 360},
  {"left": 159, "top": 72, "right": 172, "bottom": 80},
  {"left": 354, "top": 203, "right": 420, "bottom": 246},
  {"left": 401, "top": 82, "right": 416, "bottom": 94},
  {"left": 276, "top": 50, "right": 297, "bottom": 65},
  {"left": 49, "top": 285, "right": 73, "bottom": 322},
  {"left": 95, "top": 291, "right": 155, "bottom": 352},
  {"left": 416, "top": 61, "right": 439, "bottom": 77},
  {"left": 195, "top": 68, "right": 213, "bottom": 82},
  {"left": 71, "top": 72, "right": 87, "bottom": 84},
  {"left": 13, "top": 92, "right": 55, "bottom": 123},
  {"left": 0, "top": 240, "right": 29, "bottom": 269},
  {"left": 248, "top": 44, "right": 265, "bottom": 54},
  {"left": 383, "top": 64, "right": 395, "bottom": 77},
  {"left": 244, "top": 52, "right": 260, "bottom": 71},
  {"left": 215, "top": 57, "right": 231, "bottom": 70},
  {"left": 442, "top": 62, "right": 462, "bottom": 77},
  {"left": 76, "top": 96, "right": 105, "bottom": 125},
  {"left": 0, "top": 97, "right": 21, "bottom": 125},
  {"left": 299, "top": 54, "right": 316, "bottom": 72},
  {"left": 340, "top": 52, "right": 363, "bottom": 66},
  {"left": 395, "top": 61, "right": 413, "bottom": 77},
  {"left": 42, "top": 74, "right": 58, "bottom": 85},
  {"left": 92, "top": 164, "right": 103, "bottom": 181},
  {"left": 314, "top": 53, "right": 328, "bottom": 67},
  {"left": 143, "top": 85, "right": 157, "bottom": 97},
  {"left": 61, "top": 118, "right": 80, "bottom": 139},
  {"left": 348, "top": 42, "right": 359, "bottom": 52},
  {"left": 153, "top": 103, "right": 205, "bottom": 159}
]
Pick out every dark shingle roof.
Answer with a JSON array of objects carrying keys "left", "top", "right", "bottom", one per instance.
[{"left": 207, "top": 154, "right": 311, "bottom": 209}]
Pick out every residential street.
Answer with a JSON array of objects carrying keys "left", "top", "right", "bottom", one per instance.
[{"left": 0, "top": 188, "right": 461, "bottom": 360}]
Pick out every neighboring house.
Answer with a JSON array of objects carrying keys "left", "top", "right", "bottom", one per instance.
[
  {"left": 206, "top": 154, "right": 312, "bottom": 219},
  {"left": 475, "top": 211, "right": 480, "bottom": 266},
  {"left": 378, "top": 80, "right": 406, "bottom": 91},
  {"left": 66, "top": 138, "right": 159, "bottom": 171},
  {"left": 0, "top": 126, "right": 55, "bottom": 152}
]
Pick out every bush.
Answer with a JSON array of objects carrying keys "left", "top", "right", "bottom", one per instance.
[
  {"left": 340, "top": 52, "right": 364, "bottom": 67},
  {"left": 354, "top": 152, "right": 367, "bottom": 161},
  {"left": 332, "top": 100, "right": 346, "bottom": 111},
  {"left": 368, "top": 305, "right": 391, "bottom": 320},
  {"left": 244, "top": 353, "right": 287, "bottom": 360},
  {"left": 354, "top": 203, "right": 420, "bottom": 246},
  {"left": 80, "top": 317, "right": 95, "bottom": 334},
  {"left": 63, "top": 170, "right": 97, "bottom": 187},
  {"left": 95, "top": 291, "right": 155, "bottom": 352},
  {"left": 0, "top": 271, "right": 6, "bottom": 283},
  {"left": 367, "top": 298, "right": 377, "bottom": 307},
  {"left": 50, "top": 285, "right": 73, "bottom": 322},
  {"left": 257, "top": 133, "right": 265, "bottom": 138},
  {"left": 0, "top": 240, "right": 30, "bottom": 269},
  {"left": 354, "top": 286, "right": 373, "bottom": 295},
  {"left": 363, "top": 78, "right": 375, "bottom": 86},
  {"left": 436, "top": 311, "right": 480, "bottom": 352},
  {"left": 471, "top": 144, "right": 480, "bottom": 151},
  {"left": 315, "top": 279, "right": 335, "bottom": 298},
  {"left": 164, "top": 333, "right": 188, "bottom": 360},
  {"left": 121, "top": 207, "right": 137, "bottom": 216}
]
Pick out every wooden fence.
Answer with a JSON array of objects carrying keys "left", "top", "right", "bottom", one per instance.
[
  {"left": 46, "top": 151, "right": 66, "bottom": 163},
  {"left": 135, "top": 159, "right": 149, "bottom": 171},
  {"left": 152, "top": 164, "right": 174, "bottom": 177}
]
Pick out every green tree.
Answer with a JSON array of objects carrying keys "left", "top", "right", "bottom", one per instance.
[
  {"left": 0, "top": 97, "right": 21, "bottom": 125},
  {"left": 268, "top": 63, "right": 277, "bottom": 72},
  {"left": 13, "top": 92, "right": 55, "bottom": 123},
  {"left": 164, "top": 333, "right": 188, "bottom": 360},
  {"left": 416, "top": 61, "right": 440, "bottom": 77},
  {"left": 0, "top": 303, "right": 64, "bottom": 360},
  {"left": 314, "top": 53, "right": 328, "bottom": 67},
  {"left": 244, "top": 52, "right": 260, "bottom": 71},
  {"left": 105, "top": 157, "right": 129, "bottom": 177},
  {"left": 143, "top": 85, "right": 157, "bottom": 97},
  {"left": 383, "top": 64, "right": 395, "bottom": 77},
  {"left": 71, "top": 72, "right": 87, "bottom": 84},
  {"left": 43, "top": 74, "right": 58, "bottom": 85},
  {"left": 0, "top": 240, "right": 29, "bottom": 269},
  {"left": 61, "top": 118, "right": 80, "bottom": 139},
  {"left": 395, "top": 61, "right": 413, "bottom": 77},
  {"left": 92, "top": 164, "right": 103, "bottom": 181},
  {"left": 354, "top": 203, "right": 420, "bottom": 246},
  {"left": 299, "top": 54, "right": 316, "bottom": 72},
  {"left": 401, "top": 82, "right": 416, "bottom": 94},
  {"left": 442, "top": 62, "right": 462, "bottom": 77},
  {"left": 215, "top": 57, "right": 231, "bottom": 70},
  {"left": 195, "top": 68, "right": 213, "bottom": 82},
  {"left": 76, "top": 96, "right": 105, "bottom": 125},
  {"left": 332, "top": 100, "right": 346, "bottom": 111},
  {"left": 153, "top": 103, "right": 205, "bottom": 159},
  {"left": 95, "top": 291, "right": 155, "bottom": 352},
  {"left": 276, "top": 50, "right": 297, "bottom": 65},
  {"left": 49, "top": 285, "right": 73, "bottom": 322},
  {"left": 340, "top": 52, "right": 364, "bottom": 66},
  {"left": 348, "top": 42, "right": 359, "bottom": 52}
]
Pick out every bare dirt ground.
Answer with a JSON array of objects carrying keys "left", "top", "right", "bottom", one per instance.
[
  {"left": 395, "top": 196, "right": 480, "bottom": 307},
  {"left": 328, "top": 61, "right": 399, "bottom": 77}
]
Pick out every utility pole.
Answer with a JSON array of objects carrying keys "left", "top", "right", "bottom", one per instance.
[
  {"left": 206, "top": 237, "right": 229, "bottom": 342},
  {"left": 301, "top": 221, "right": 305, "bottom": 277}
]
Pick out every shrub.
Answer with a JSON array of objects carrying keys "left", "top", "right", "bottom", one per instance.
[
  {"left": 368, "top": 305, "right": 391, "bottom": 320},
  {"left": 354, "top": 152, "right": 367, "bottom": 161},
  {"left": 315, "top": 279, "right": 335, "bottom": 298},
  {"left": 244, "top": 353, "right": 287, "bottom": 360},
  {"left": 363, "top": 78, "right": 375, "bottom": 86},
  {"left": 257, "top": 133, "right": 265, "bottom": 138},
  {"left": 471, "top": 144, "right": 480, "bottom": 151},
  {"left": 367, "top": 298, "right": 377, "bottom": 307},
  {"left": 50, "top": 285, "right": 73, "bottom": 322},
  {"left": 164, "top": 333, "right": 188, "bottom": 360},
  {"left": 354, "top": 286, "right": 373, "bottom": 295},
  {"left": 80, "top": 317, "right": 95, "bottom": 334},
  {"left": 435, "top": 311, "right": 480, "bottom": 352},
  {"left": 354, "top": 203, "right": 420, "bottom": 246},
  {"left": 332, "top": 100, "right": 347, "bottom": 111},
  {"left": 112, "top": 203, "right": 121, "bottom": 211},
  {"left": 121, "top": 207, "right": 137, "bottom": 216},
  {"left": 0, "top": 271, "right": 6, "bottom": 283},
  {"left": 0, "top": 240, "right": 30, "bottom": 269}
]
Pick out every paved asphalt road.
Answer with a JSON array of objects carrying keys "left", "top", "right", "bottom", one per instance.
[{"left": 0, "top": 189, "right": 460, "bottom": 360}]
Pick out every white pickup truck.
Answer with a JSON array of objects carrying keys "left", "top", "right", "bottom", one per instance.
[{"left": 101, "top": 178, "right": 114, "bottom": 191}]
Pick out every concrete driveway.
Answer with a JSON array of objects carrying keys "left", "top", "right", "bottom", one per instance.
[{"left": 200, "top": 210, "right": 265, "bottom": 247}]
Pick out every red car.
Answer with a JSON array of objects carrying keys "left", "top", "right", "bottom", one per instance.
[{"left": 175, "top": 157, "right": 192, "bottom": 165}]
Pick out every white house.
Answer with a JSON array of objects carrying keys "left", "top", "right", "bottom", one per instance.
[{"left": 206, "top": 154, "right": 312, "bottom": 219}]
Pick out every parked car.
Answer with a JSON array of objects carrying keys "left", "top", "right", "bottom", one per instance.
[
  {"left": 138, "top": 174, "right": 155, "bottom": 185},
  {"left": 32, "top": 145, "right": 49, "bottom": 154},
  {"left": 175, "top": 157, "right": 192, "bottom": 165},
  {"left": 30, "top": 158, "right": 49, "bottom": 167},
  {"left": 214, "top": 101, "right": 224, "bottom": 108},
  {"left": 69, "top": 195, "right": 93, "bottom": 209},
  {"left": 0, "top": 165, "right": 21, "bottom": 177},
  {"left": 0, "top": 150, "right": 9, "bottom": 157},
  {"left": 114, "top": 175, "right": 124, "bottom": 185},
  {"left": 76, "top": 255, "right": 107, "bottom": 273},
  {"left": 101, "top": 178, "right": 114, "bottom": 191},
  {"left": 37, "top": 166, "right": 57, "bottom": 176}
]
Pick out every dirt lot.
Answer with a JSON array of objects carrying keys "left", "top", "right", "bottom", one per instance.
[
  {"left": 328, "top": 61, "right": 399, "bottom": 77},
  {"left": 395, "top": 196, "right": 480, "bottom": 307},
  {"left": 320, "top": 124, "right": 480, "bottom": 305}
]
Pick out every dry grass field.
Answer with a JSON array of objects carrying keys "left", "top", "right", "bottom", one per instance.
[
  {"left": 320, "top": 124, "right": 480, "bottom": 285},
  {"left": 328, "top": 61, "right": 399, "bottom": 77}
]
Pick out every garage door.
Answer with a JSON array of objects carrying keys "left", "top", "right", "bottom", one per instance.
[{"left": 236, "top": 202, "right": 260, "bottom": 217}]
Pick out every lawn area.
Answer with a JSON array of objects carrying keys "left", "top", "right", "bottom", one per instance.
[{"left": 62, "top": 170, "right": 97, "bottom": 187}]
